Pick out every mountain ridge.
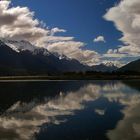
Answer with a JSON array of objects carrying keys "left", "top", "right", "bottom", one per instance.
[
  {"left": 92, "top": 63, "right": 118, "bottom": 72},
  {"left": 119, "top": 59, "right": 140, "bottom": 72},
  {"left": 0, "top": 38, "right": 122, "bottom": 76},
  {"left": 0, "top": 39, "right": 92, "bottom": 75}
]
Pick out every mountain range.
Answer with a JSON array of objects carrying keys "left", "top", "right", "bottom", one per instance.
[
  {"left": 0, "top": 39, "right": 92, "bottom": 76},
  {"left": 92, "top": 62, "right": 118, "bottom": 72},
  {"left": 0, "top": 38, "right": 132, "bottom": 76}
]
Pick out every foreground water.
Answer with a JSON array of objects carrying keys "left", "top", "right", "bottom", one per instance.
[{"left": 0, "top": 80, "right": 140, "bottom": 140}]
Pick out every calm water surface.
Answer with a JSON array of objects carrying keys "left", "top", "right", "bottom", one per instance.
[{"left": 0, "top": 80, "right": 140, "bottom": 140}]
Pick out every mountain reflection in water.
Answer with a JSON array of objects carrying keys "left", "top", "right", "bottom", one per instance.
[{"left": 0, "top": 80, "right": 140, "bottom": 140}]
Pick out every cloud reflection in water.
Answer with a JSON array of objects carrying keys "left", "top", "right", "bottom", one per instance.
[{"left": 0, "top": 81, "right": 139, "bottom": 140}]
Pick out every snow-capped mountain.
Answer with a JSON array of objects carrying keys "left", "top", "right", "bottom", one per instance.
[
  {"left": 0, "top": 38, "right": 120, "bottom": 75},
  {"left": 32, "top": 48, "right": 51, "bottom": 56},
  {"left": 1, "top": 38, "right": 71, "bottom": 60},
  {"left": 92, "top": 62, "right": 118, "bottom": 72},
  {"left": 103, "top": 62, "right": 116, "bottom": 67},
  {"left": 1, "top": 38, "right": 36, "bottom": 52},
  {"left": 0, "top": 39, "right": 91, "bottom": 75},
  {"left": 52, "top": 52, "right": 71, "bottom": 60}
]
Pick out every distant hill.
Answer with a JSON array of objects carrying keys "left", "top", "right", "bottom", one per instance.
[
  {"left": 92, "top": 63, "right": 118, "bottom": 72},
  {"left": 119, "top": 59, "right": 140, "bottom": 72}
]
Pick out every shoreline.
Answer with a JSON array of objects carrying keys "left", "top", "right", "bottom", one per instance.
[{"left": 0, "top": 75, "right": 140, "bottom": 81}]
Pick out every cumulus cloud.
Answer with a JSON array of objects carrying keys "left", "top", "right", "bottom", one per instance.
[
  {"left": 0, "top": 1, "right": 100, "bottom": 66},
  {"left": 50, "top": 27, "right": 66, "bottom": 35},
  {"left": 2, "top": 0, "right": 139, "bottom": 66},
  {"left": 104, "top": 0, "right": 140, "bottom": 56},
  {"left": 47, "top": 41, "right": 100, "bottom": 65},
  {"left": 93, "top": 36, "right": 106, "bottom": 43},
  {"left": 0, "top": 1, "right": 49, "bottom": 43}
]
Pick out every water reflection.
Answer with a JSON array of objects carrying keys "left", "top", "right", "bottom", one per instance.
[{"left": 0, "top": 81, "right": 139, "bottom": 140}]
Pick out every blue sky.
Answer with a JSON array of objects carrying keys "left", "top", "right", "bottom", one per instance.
[
  {"left": 12, "top": 0, "right": 121, "bottom": 53},
  {"left": 0, "top": 0, "right": 140, "bottom": 67}
]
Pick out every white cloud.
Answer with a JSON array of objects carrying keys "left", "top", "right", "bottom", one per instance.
[
  {"left": 0, "top": 1, "right": 100, "bottom": 66},
  {"left": 102, "top": 46, "right": 140, "bottom": 67},
  {"left": 50, "top": 27, "right": 66, "bottom": 35},
  {"left": 105, "top": 49, "right": 126, "bottom": 58},
  {"left": 1, "top": 0, "right": 139, "bottom": 66},
  {"left": 47, "top": 41, "right": 100, "bottom": 65},
  {"left": 93, "top": 36, "right": 106, "bottom": 43},
  {"left": 0, "top": 1, "right": 49, "bottom": 44},
  {"left": 104, "top": 0, "right": 140, "bottom": 55}
]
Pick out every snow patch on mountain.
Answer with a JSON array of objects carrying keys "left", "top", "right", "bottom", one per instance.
[
  {"left": 32, "top": 48, "right": 51, "bottom": 56},
  {"left": 103, "top": 62, "right": 118, "bottom": 68},
  {"left": 1, "top": 38, "right": 36, "bottom": 52}
]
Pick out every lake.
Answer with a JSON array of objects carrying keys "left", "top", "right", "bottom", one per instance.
[{"left": 0, "top": 80, "right": 140, "bottom": 140}]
